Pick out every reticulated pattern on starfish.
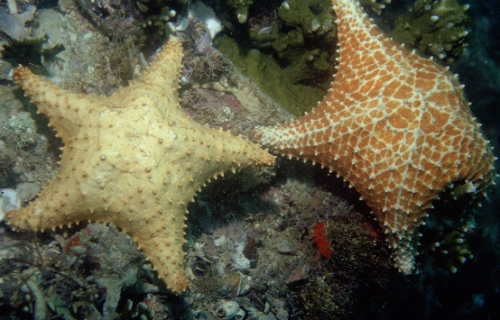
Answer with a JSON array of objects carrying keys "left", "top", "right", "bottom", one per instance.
[
  {"left": 252, "top": 0, "right": 496, "bottom": 274},
  {"left": 5, "top": 37, "right": 275, "bottom": 294}
]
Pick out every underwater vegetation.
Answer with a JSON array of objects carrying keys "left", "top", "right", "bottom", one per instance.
[
  {"left": 389, "top": 0, "right": 471, "bottom": 64},
  {"left": 215, "top": 0, "right": 338, "bottom": 116},
  {"left": 70, "top": 0, "right": 184, "bottom": 40},
  {"left": 227, "top": 0, "right": 253, "bottom": 23},
  {"left": 1, "top": 36, "right": 64, "bottom": 74}
]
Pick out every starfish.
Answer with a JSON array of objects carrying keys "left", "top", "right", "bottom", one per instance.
[
  {"left": 252, "top": 0, "right": 496, "bottom": 274},
  {"left": 5, "top": 37, "right": 275, "bottom": 293}
]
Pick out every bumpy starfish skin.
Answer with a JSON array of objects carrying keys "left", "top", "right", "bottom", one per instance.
[
  {"left": 5, "top": 37, "right": 275, "bottom": 293},
  {"left": 253, "top": 0, "right": 496, "bottom": 273}
]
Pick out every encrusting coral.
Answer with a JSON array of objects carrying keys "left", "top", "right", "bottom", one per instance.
[
  {"left": 252, "top": 0, "right": 497, "bottom": 274},
  {"left": 390, "top": 0, "right": 470, "bottom": 64},
  {"left": 237, "top": 0, "right": 338, "bottom": 116},
  {"left": 4, "top": 37, "right": 275, "bottom": 294},
  {"left": 227, "top": 0, "right": 253, "bottom": 23},
  {"left": 360, "top": 0, "right": 391, "bottom": 15}
]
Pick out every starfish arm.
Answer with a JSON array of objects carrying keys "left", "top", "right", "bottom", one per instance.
[
  {"left": 200, "top": 126, "right": 276, "bottom": 172},
  {"left": 108, "top": 195, "right": 191, "bottom": 294},
  {"left": 13, "top": 66, "right": 103, "bottom": 145},
  {"left": 4, "top": 176, "right": 84, "bottom": 232},
  {"left": 137, "top": 233, "right": 190, "bottom": 294},
  {"left": 112, "top": 37, "right": 185, "bottom": 117},
  {"left": 135, "top": 37, "right": 184, "bottom": 96}
]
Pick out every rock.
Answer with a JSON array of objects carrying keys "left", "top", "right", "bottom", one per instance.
[{"left": 277, "top": 240, "right": 292, "bottom": 254}]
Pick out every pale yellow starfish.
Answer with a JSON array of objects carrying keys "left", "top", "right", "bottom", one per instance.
[{"left": 5, "top": 37, "right": 275, "bottom": 293}]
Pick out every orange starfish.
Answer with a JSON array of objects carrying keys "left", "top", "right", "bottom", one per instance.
[{"left": 253, "top": 0, "right": 496, "bottom": 273}]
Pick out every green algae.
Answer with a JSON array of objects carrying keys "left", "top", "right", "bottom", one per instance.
[
  {"left": 227, "top": 0, "right": 253, "bottom": 23},
  {"left": 277, "top": 0, "right": 335, "bottom": 36},
  {"left": 215, "top": 0, "right": 337, "bottom": 116},
  {"left": 390, "top": 0, "right": 470, "bottom": 64},
  {"left": 215, "top": 35, "right": 330, "bottom": 116},
  {"left": 360, "top": 0, "right": 392, "bottom": 15},
  {"left": 132, "top": 0, "right": 186, "bottom": 42}
]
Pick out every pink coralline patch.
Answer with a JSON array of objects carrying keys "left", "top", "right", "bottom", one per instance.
[
  {"left": 220, "top": 93, "right": 241, "bottom": 109},
  {"left": 202, "top": 89, "right": 241, "bottom": 111},
  {"left": 286, "top": 264, "right": 309, "bottom": 284},
  {"left": 181, "top": 88, "right": 242, "bottom": 130}
]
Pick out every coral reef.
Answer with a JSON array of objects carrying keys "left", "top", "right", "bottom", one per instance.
[
  {"left": 276, "top": 0, "right": 335, "bottom": 36},
  {"left": 132, "top": 0, "right": 185, "bottom": 41},
  {"left": 215, "top": 0, "right": 337, "bottom": 116},
  {"left": 227, "top": 0, "right": 253, "bottom": 23},
  {"left": 72, "top": 0, "right": 140, "bottom": 37},
  {"left": 1, "top": 7, "right": 141, "bottom": 93},
  {"left": 360, "top": 0, "right": 391, "bottom": 15},
  {"left": 0, "top": 84, "right": 57, "bottom": 193},
  {"left": 180, "top": 17, "right": 291, "bottom": 135},
  {"left": 416, "top": 180, "right": 480, "bottom": 274},
  {"left": 0, "top": 0, "right": 499, "bottom": 318},
  {"left": 423, "top": 228, "right": 474, "bottom": 273},
  {"left": 390, "top": 0, "right": 471, "bottom": 64}
]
